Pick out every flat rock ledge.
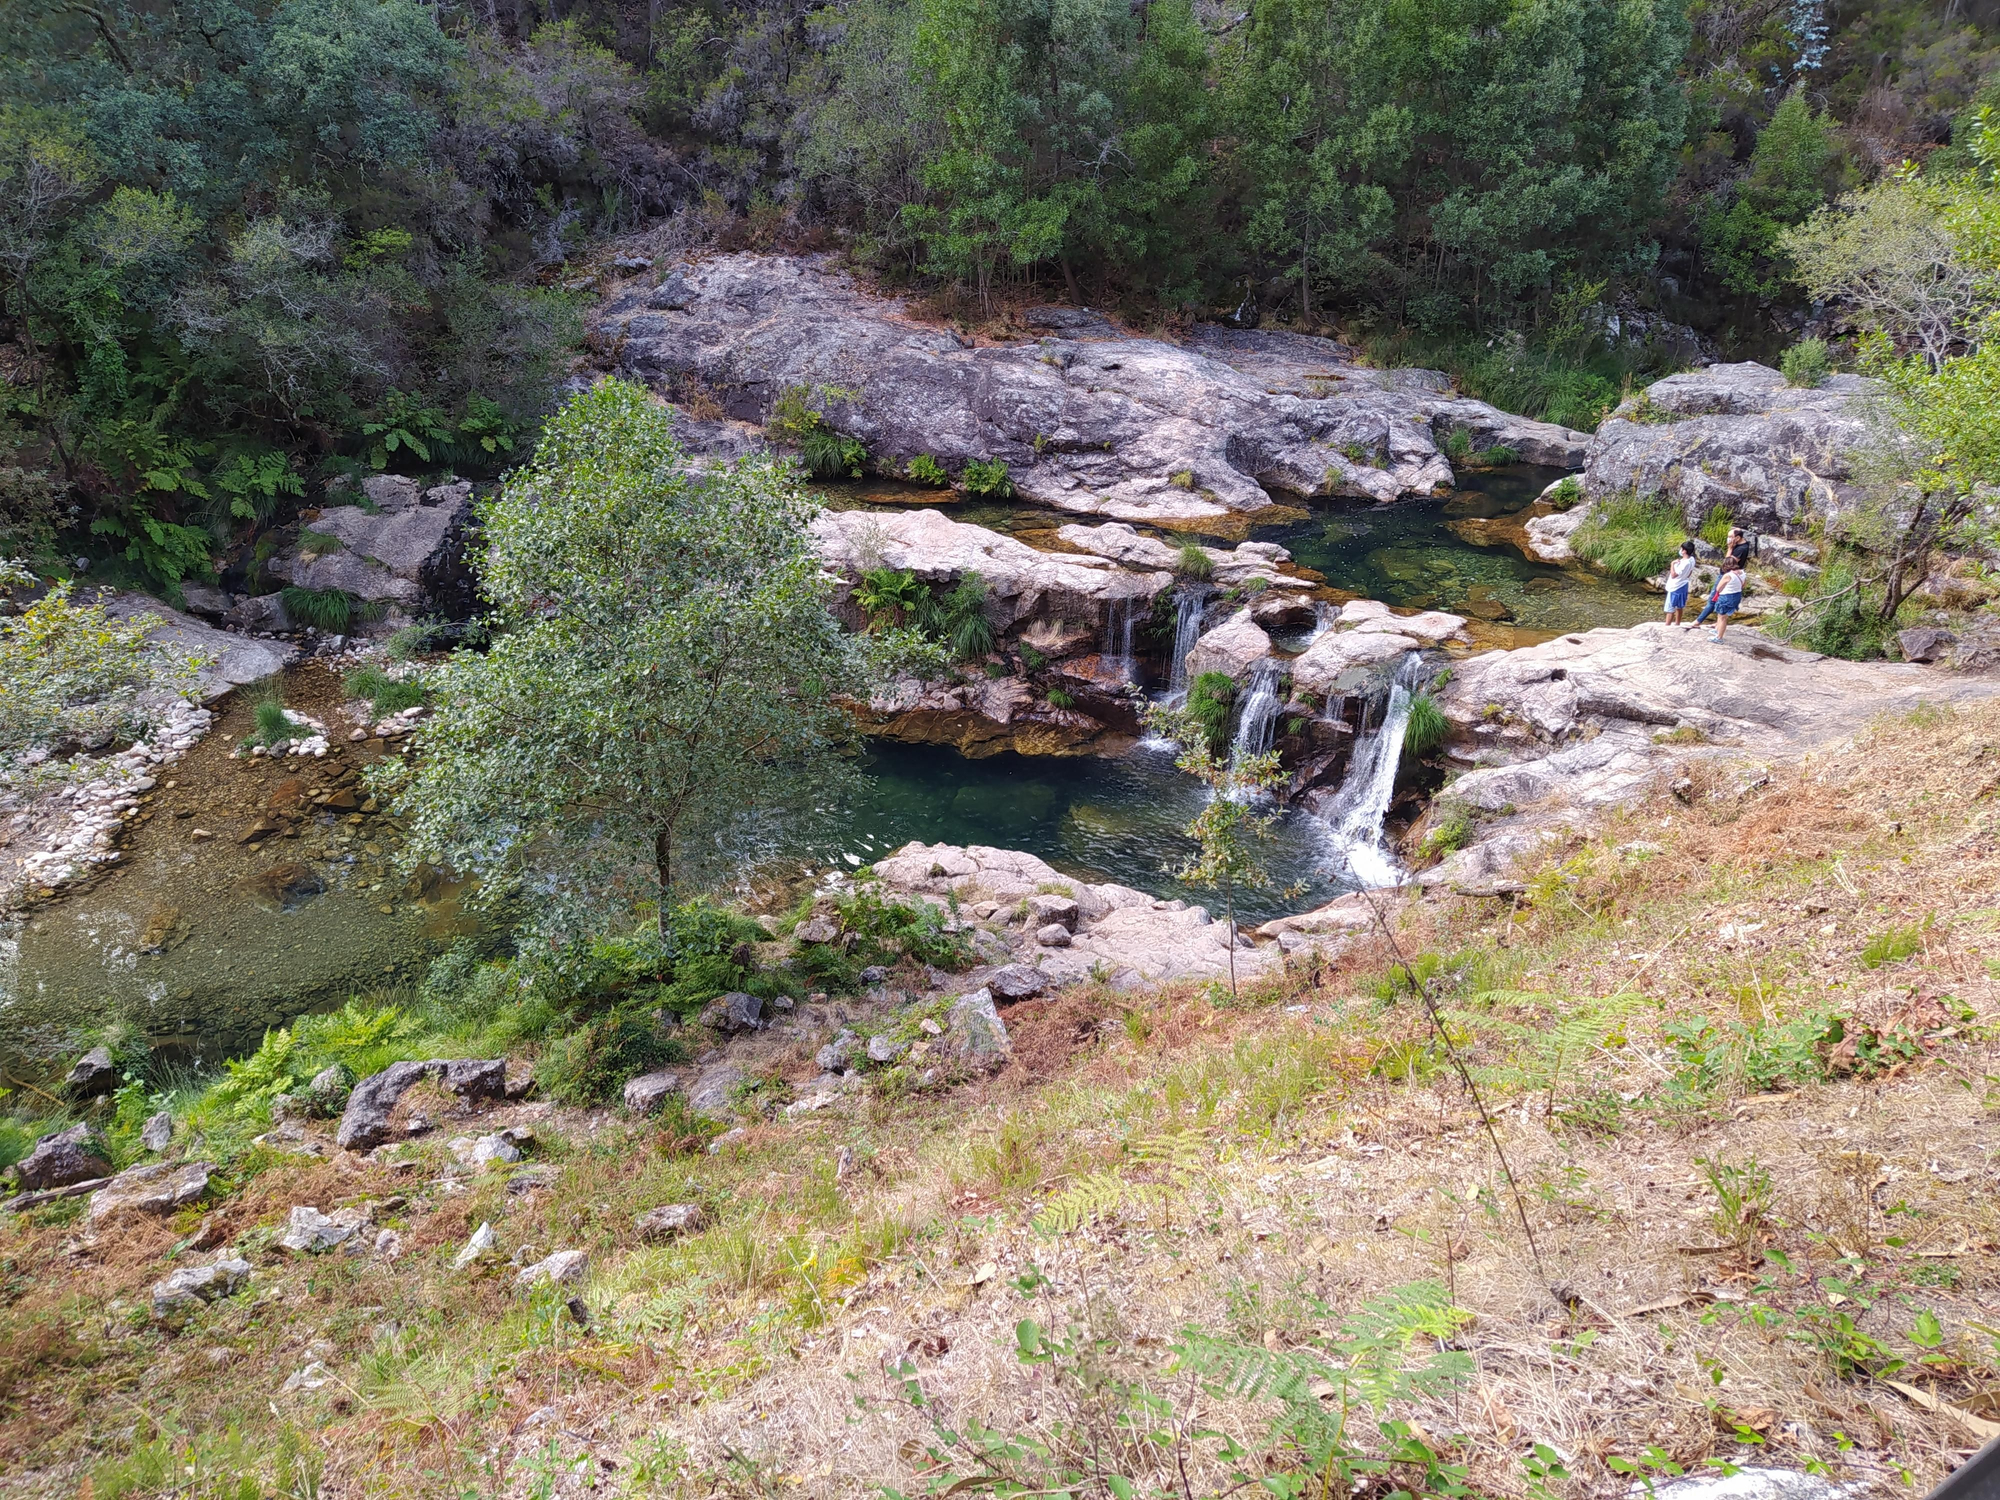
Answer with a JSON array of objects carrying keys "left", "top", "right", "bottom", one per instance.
[
  {"left": 1422, "top": 621, "right": 2000, "bottom": 895},
  {"left": 599, "top": 253, "right": 1588, "bottom": 524}
]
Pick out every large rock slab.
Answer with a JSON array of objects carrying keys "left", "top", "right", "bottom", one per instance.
[
  {"left": 1184, "top": 609, "right": 1274, "bottom": 682},
  {"left": 12, "top": 1123, "right": 112, "bottom": 1191},
  {"left": 271, "top": 479, "right": 472, "bottom": 608},
  {"left": 1290, "top": 627, "right": 1420, "bottom": 696},
  {"left": 599, "top": 254, "right": 1588, "bottom": 523},
  {"left": 87, "top": 1161, "right": 213, "bottom": 1223},
  {"left": 856, "top": 672, "right": 1128, "bottom": 757},
  {"left": 96, "top": 594, "right": 296, "bottom": 701},
  {"left": 813, "top": 507, "right": 1167, "bottom": 635},
  {"left": 1054, "top": 524, "right": 1311, "bottom": 592},
  {"left": 1581, "top": 363, "right": 1879, "bottom": 534}
]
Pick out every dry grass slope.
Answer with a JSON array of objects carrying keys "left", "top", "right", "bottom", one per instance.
[{"left": 3, "top": 702, "right": 1998, "bottom": 1499}]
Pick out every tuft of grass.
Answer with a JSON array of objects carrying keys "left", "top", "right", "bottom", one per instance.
[
  {"left": 1045, "top": 687, "right": 1075, "bottom": 710},
  {"left": 800, "top": 425, "right": 867, "bottom": 479},
  {"left": 1699, "top": 505, "right": 1735, "bottom": 547},
  {"left": 345, "top": 665, "right": 425, "bottom": 717},
  {"left": 1545, "top": 475, "right": 1584, "bottom": 511},
  {"left": 1184, "top": 671, "right": 1236, "bottom": 756},
  {"left": 906, "top": 453, "right": 948, "bottom": 486},
  {"left": 1402, "top": 690, "right": 1448, "bottom": 760},
  {"left": 1570, "top": 495, "right": 1686, "bottom": 581},
  {"left": 1175, "top": 542, "right": 1214, "bottom": 580},
  {"left": 280, "top": 585, "right": 362, "bottom": 632}
]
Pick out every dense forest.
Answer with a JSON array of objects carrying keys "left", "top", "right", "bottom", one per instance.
[{"left": 4, "top": 0, "right": 2000, "bottom": 597}]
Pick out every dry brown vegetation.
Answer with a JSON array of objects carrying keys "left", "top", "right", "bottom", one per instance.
[{"left": 3, "top": 701, "right": 1998, "bottom": 1499}]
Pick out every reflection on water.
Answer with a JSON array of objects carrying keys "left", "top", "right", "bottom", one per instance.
[
  {"left": 792, "top": 740, "right": 1346, "bottom": 927},
  {"left": 1250, "top": 466, "right": 1656, "bottom": 634}
]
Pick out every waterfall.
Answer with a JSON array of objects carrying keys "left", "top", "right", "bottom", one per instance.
[
  {"left": 1230, "top": 660, "right": 1285, "bottom": 766},
  {"left": 1319, "top": 655, "right": 1424, "bottom": 888},
  {"left": 1165, "top": 588, "right": 1208, "bottom": 696},
  {"left": 1103, "top": 597, "right": 1137, "bottom": 683}
]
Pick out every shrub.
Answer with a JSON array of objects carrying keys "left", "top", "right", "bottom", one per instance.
[
  {"left": 856, "top": 567, "right": 928, "bottom": 629},
  {"left": 344, "top": 665, "right": 424, "bottom": 717},
  {"left": 1781, "top": 337, "right": 1832, "bottom": 389},
  {"left": 1698, "top": 506, "right": 1736, "bottom": 547},
  {"left": 535, "top": 1011, "right": 684, "bottom": 1105},
  {"left": 1168, "top": 470, "right": 1195, "bottom": 490},
  {"left": 906, "top": 453, "right": 948, "bottom": 486},
  {"left": 961, "top": 458, "right": 1011, "bottom": 496},
  {"left": 280, "top": 586, "right": 359, "bottom": 632},
  {"left": 1185, "top": 671, "right": 1236, "bottom": 755},
  {"left": 1402, "top": 691, "right": 1448, "bottom": 759},
  {"left": 928, "top": 572, "right": 995, "bottom": 660},
  {"left": 800, "top": 425, "right": 867, "bottom": 479},
  {"left": 1046, "top": 687, "right": 1075, "bottom": 709},
  {"left": 1545, "top": 475, "right": 1584, "bottom": 510},
  {"left": 1176, "top": 541, "right": 1214, "bottom": 579},
  {"left": 1570, "top": 496, "right": 1686, "bottom": 581},
  {"left": 1779, "top": 562, "right": 1890, "bottom": 660},
  {"left": 1420, "top": 805, "right": 1473, "bottom": 859}
]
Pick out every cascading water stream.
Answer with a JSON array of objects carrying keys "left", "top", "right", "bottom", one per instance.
[
  {"left": 1102, "top": 597, "right": 1138, "bottom": 683},
  {"left": 1164, "top": 587, "right": 1209, "bottom": 699},
  {"left": 1229, "top": 660, "right": 1285, "bottom": 767},
  {"left": 1318, "top": 654, "right": 1425, "bottom": 889}
]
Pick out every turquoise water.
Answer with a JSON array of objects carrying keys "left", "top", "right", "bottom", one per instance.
[
  {"left": 802, "top": 741, "right": 1345, "bottom": 926},
  {"left": 1251, "top": 466, "right": 1657, "bottom": 633}
]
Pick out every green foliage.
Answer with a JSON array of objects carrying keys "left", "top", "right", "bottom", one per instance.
[
  {"left": 1702, "top": 92, "right": 1848, "bottom": 299},
  {"left": 1861, "top": 916, "right": 1931, "bottom": 969},
  {"left": 856, "top": 567, "right": 929, "bottom": 630},
  {"left": 960, "top": 458, "right": 1011, "bottom": 497},
  {"left": 1420, "top": 805, "right": 1473, "bottom": 860},
  {"left": 929, "top": 572, "right": 996, "bottom": 660},
  {"left": 1699, "top": 1155, "right": 1774, "bottom": 1246},
  {"left": 1545, "top": 475, "right": 1584, "bottom": 510},
  {"left": 378, "top": 382, "right": 890, "bottom": 937},
  {"left": 249, "top": 695, "right": 294, "bottom": 748},
  {"left": 1181, "top": 671, "right": 1236, "bottom": 757},
  {"left": 1781, "top": 337, "right": 1833, "bottom": 388},
  {"left": 832, "top": 888, "right": 973, "bottom": 970},
  {"left": 1658, "top": 1009, "right": 1845, "bottom": 1100},
  {"left": 361, "top": 390, "right": 452, "bottom": 470},
  {"left": 535, "top": 1011, "right": 682, "bottom": 1105},
  {"left": 1174, "top": 541, "right": 1213, "bottom": 579},
  {"left": 800, "top": 425, "right": 869, "bottom": 479},
  {"left": 279, "top": 586, "right": 360, "bottom": 632},
  {"left": 203, "top": 1000, "right": 424, "bottom": 1125},
  {"left": 344, "top": 665, "right": 425, "bottom": 718},
  {"left": 1570, "top": 495, "right": 1687, "bottom": 581},
  {"left": 1401, "top": 691, "right": 1447, "bottom": 760},
  {"left": 1045, "top": 687, "right": 1074, "bottom": 710},
  {"left": 1698, "top": 506, "right": 1736, "bottom": 547},
  {"left": 1776, "top": 562, "right": 1891, "bottom": 661},
  {"left": 906, "top": 453, "right": 948, "bottom": 486}
]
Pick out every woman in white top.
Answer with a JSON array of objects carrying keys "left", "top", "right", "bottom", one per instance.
[{"left": 1663, "top": 540, "right": 1698, "bottom": 625}]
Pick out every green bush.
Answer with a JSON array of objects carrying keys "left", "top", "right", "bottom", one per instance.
[
  {"left": 1420, "top": 805, "right": 1473, "bottom": 859},
  {"left": 344, "top": 665, "right": 425, "bottom": 717},
  {"left": 535, "top": 1011, "right": 684, "bottom": 1105},
  {"left": 1698, "top": 506, "right": 1736, "bottom": 547},
  {"left": 1779, "top": 562, "right": 1891, "bottom": 661},
  {"left": 1176, "top": 541, "right": 1214, "bottom": 580},
  {"left": 962, "top": 458, "right": 1011, "bottom": 496},
  {"left": 928, "top": 572, "right": 996, "bottom": 660},
  {"left": 907, "top": 453, "right": 948, "bottom": 486},
  {"left": 833, "top": 888, "right": 974, "bottom": 969},
  {"left": 1570, "top": 496, "right": 1687, "bottom": 581},
  {"left": 1185, "top": 671, "right": 1237, "bottom": 756},
  {"left": 1402, "top": 691, "right": 1448, "bottom": 759},
  {"left": 1546, "top": 476, "right": 1583, "bottom": 511},
  {"left": 1781, "top": 337, "right": 1832, "bottom": 389}
]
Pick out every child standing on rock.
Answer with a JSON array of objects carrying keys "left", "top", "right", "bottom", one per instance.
[{"left": 1664, "top": 540, "right": 1698, "bottom": 626}]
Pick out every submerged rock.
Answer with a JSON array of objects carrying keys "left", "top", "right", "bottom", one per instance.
[{"left": 601, "top": 254, "right": 1587, "bottom": 522}]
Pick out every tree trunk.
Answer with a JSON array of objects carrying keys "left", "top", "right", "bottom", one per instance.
[
  {"left": 654, "top": 823, "right": 675, "bottom": 949},
  {"left": 1061, "top": 255, "right": 1082, "bottom": 307}
]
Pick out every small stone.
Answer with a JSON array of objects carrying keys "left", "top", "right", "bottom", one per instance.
[
  {"left": 633, "top": 1203, "right": 704, "bottom": 1241},
  {"left": 278, "top": 1205, "right": 365, "bottom": 1254},
  {"left": 947, "top": 988, "right": 1013, "bottom": 1071},
  {"left": 453, "top": 1221, "right": 495, "bottom": 1269},
  {"left": 12, "top": 1123, "right": 111, "bottom": 1190},
  {"left": 686, "top": 1062, "right": 744, "bottom": 1119},
  {"left": 64, "top": 1046, "right": 118, "bottom": 1099},
  {"left": 140, "top": 1111, "right": 174, "bottom": 1153},
  {"left": 151, "top": 1258, "right": 252, "bottom": 1321},
  {"left": 1035, "top": 923, "right": 1072, "bottom": 947},
  {"left": 623, "top": 1068, "right": 684, "bottom": 1115},
  {"left": 507, "top": 1163, "right": 559, "bottom": 1194},
  {"left": 707, "top": 1126, "right": 749, "bottom": 1154},
  {"left": 281, "top": 1360, "right": 332, "bottom": 1393},
  {"left": 442, "top": 1058, "right": 507, "bottom": 1100},
  {"left": 698, "top": 991, "right": 764, "bottom": 1033},
  {"left": 513, "top": 1249, "right": 588, "bottom": 1290},
  {"left": 374, "top": 1229, "right": 404, "bottom": 1260},
  {"left": 815, "top": 1030, "right": 859, "bottom": 1074},
  {"left": 985, "top": 963, "right": 1047, "bottom": 1001},
  {"left": 859, "top": 965, "right": 889, "bottom": 985},
  {"left": 1027, "top": 894, "right": 1079, "bottom": 931},
  {"left": 918, "top": 1017, "right": 943, "bottom": 1037},
  {"left": 865, "top": 1034, "right": 906, "bottom": 1064},
  {"left": 794, "top": 914, "right": 839, "bottom": 944}
]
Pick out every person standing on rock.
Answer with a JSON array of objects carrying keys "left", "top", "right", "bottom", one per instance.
[
  {"left": 1664, "top": 540, "right": 1698, "bottom": 626},
  {"left": 1691, "top": 558, "right": 1746, "bottom": 640}
]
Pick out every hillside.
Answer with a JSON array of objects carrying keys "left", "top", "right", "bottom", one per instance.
[{"left": 3, "top": 694, "right": 1997, "bottom": 1497}]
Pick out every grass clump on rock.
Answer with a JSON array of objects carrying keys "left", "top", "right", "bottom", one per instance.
[
  {"left": 1175, "top": 541, "right": 1214, "bottom": 580},
  {"left": 1402, "top": 690, "right": 1449, "bottom": 760},
  {"left": 279, "top": 586, "right": 362, "bottom": 632},
  {"left": 1184, "top": 670, "right": 1236, "bottom": 756},
  {"left": 1570, "top": 495, "right": 1687, "bottom": 581},
  {"left": 345, "top": 665, "right": 425, "bottom": 717}
]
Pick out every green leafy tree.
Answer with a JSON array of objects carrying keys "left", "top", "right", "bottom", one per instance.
[
  {"left": 377, "top": 380, "right": 905, "bottom": 942},
  {"left": 1702, "top": 91, "right": 1848, "bottom": 299}
]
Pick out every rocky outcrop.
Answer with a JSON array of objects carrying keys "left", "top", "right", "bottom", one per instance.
[
  {"left": 599, "top": 254, "right": 1589, "bottom": 524},
  {"left": 97, "top": 593, "right": 296, "bottom": 701},
  {"left": 812, "top": 507, "right": 1168, "bottom": 634},
  {"left": 1184, "top": 609, "right": 1275, "bottom": 681},
  {"left": 1054, "top": 525, "right": 1313, "bottom": 594},
  {"left": 87, "top": 1161, "right": 213, "bottom": 1223},
  {"left": 1288, "top": 599, "right": 1466, "bottom": 697},
  {"left": 869, "top": 841, "right": 1289, "bottom": 985},
  {"left": 856, "top": 673, "right": 1132, "bottom": 757},
  {"left": 269, "top": 477, "right": 474, "bottom": 612},
  {"left": 1421, "top": 622, "right": 2000, "bottom": 893},
  {"left": 334, "top": 1058, "right": 508, "bottom": 1150},
  {"left": 1581, "top": 363, "right": 1878, "bottom": 534},
  {"left": 11, "top": 1124, "right": 111, "bottom": 1190}
]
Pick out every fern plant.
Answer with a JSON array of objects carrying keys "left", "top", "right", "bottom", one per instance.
[
  {"left": 1033, "top": 1127, "right": 1208, "bottom": 1233},
  {"left": 1446, "top": 990, "right": 1645, "bottom": 1120}
]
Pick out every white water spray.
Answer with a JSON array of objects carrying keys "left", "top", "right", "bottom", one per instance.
[
  {"left": 1229, "top": 659, "right": 1285, "bottom": 767},
  {"left": 1165, "top": 588, "right": 1208, "bottom": 697},
  {"left": 1319, "top": 654, "right": 1424, "bottom": 888},
  {"left": 1103, "top": 597, "right": 1138, "bottom": 683}
]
